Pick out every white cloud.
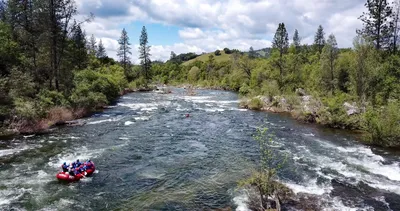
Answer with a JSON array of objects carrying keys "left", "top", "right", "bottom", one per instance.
[{"left": 77, "top": 0, "right": 366, "bottom": 61}]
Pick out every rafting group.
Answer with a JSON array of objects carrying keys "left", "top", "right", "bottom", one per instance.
[{"left": 56, "top": 159, "right": 95, "bottom": 182}]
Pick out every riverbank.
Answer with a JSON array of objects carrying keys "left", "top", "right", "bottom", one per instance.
[
  {"left": 174, "top": 84, "right": 399, "bottom": 148},
  {"left": 0, "top": 87, "right": 156, "bottom": 139}
]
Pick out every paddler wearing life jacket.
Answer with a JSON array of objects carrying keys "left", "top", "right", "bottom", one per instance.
[
  {"left": 85, "top": 159, "right": 94, "bottom": 169},
  {"left": 76, "top": 159, "right": 82, "bottom": 167},
  {"left": 61, "top": 162, "right": 70, "bottom": 172}
]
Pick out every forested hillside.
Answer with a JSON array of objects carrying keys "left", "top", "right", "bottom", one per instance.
[{"left": 150, "top": 2, "right": 400, "bottom": 148}]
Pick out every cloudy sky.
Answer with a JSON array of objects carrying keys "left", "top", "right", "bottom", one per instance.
[{"left": 76, "top": 0, "right": 366, "bottom": 62}]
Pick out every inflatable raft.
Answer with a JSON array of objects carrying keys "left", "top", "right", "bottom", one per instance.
[{"left": 56, "top": 162, "right": 95, "bottom": 182}]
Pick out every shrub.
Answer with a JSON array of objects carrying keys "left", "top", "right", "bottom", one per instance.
[
  {"left": 188, "top": 66, "right": 200, "bottom": 82},
  {"left": 37, "top": 89, "right": 69, "bottom": 109},
  {"left": 261, "top": 80, "right": 280, "bottom": 99},
  {"left": 248, "top": 97, "right": 263, "bottom": 110},
  {"left": 239, "top": 83, "right": 250, "bottom": 96},
  {"left": 364, "top": 101, "right": 400, "bottom": 147},
  {"left": 223, "top": 48, "right": 232, "bottom": 54},
  {"left": 214, "top": 50, "right": 221, "bottom": 56}
]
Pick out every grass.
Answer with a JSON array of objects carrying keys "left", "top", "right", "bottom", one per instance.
[{"left": 183, "top": 50, "right": 232, "bottom": 65}]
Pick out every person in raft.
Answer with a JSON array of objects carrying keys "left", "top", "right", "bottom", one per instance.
[
  {"left": 61, "top": 162, "right": 70, "bottom": 172},
  {"left": 76, "top": 159, "right": 82, "bottom": 167},
  {"left": 85, "top": 160, "right": 94, "bottom": 169},
  {"left": 69, "top": 167, "right": 78, "bottom": 176}
]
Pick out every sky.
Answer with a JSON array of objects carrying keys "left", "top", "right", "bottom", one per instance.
[{"left": 76, "top": 0, "right": 367, "bottom": 63}]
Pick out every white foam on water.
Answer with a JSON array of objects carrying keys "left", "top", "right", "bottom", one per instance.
[
  {"left": 232, "top": 190, "right": 250, "bottom": 211},
  {"left": 284, "top": 179, "right": 331, "bottom": 195},
  {"left": 134, "top": 116, "right": 150, "bottom": 121},
  {"left": 48, "top": 146, "right": 104, "bottom": 169},
  {"left": 346, "top": 157, "right": 400, "bottom": 181},
  {"left": 303, "top": 133, "right": 315, "bottom": 137},
  {"left": 23, "top": 134, "right": 35, "bottom": 138},
  {"left": 0, "top": 145, "right": 32, "bottom": 157},
  {"left": 87, "top": 117, "right": 123, "bottom": 125},
  {"left": 327, "top": 197, "right": 362, "bottom": 211},
  {"left": 141, "top": 107, "right": 158, "bottom": 111},
  {"left": 119, "top": 137, "right": 129, "bottom": 140},
  {"left": 203, "top": 108, "right": 225, "bottom": 112},
  {"left": 124, "top": 121, "right": 134, "bottom": 126}
]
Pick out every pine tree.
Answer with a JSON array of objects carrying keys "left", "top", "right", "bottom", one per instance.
[
  {"left": 321, "top": 34, "right": 339, "bottom": 94},
  {"left": 139, "top": 26, "right": 151, "bottom": 82},
  {"left": 272, "top": 23, "right": 289, "bottom": 89},
  {"left": 88, "top": 34, "right": 97, "bottom": 56},
  {"left": 117, "top": 28, "right": 131, "bottom": 70},
  {"left": 357, "top": 0, "right": 393, "bottom": 50},
  {"left": 249, "top": 46, "right": 256, "bottom": 59},
  {"left": 71, "top": 25, "right": 87, "bottom": 69},
  {"left": 392, "top": 0, "right": 400, "bottom": 53},
  {"left": 293, "top": 29, "right": 301, "bottom": 52},
  {"left": 96, "top": 39, "right": 107, "bottom": 58},
  {"left": 314, "top": 25, "right": 326, "bottom": 53}
]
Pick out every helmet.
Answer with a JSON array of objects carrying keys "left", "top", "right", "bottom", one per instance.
[
  {"left": 87, "top": 159, "right": 91, "bottom": 162},
  {"left": 63, "top": 162, "right": 66, "bottom": 165},
  {"left": 77, "top": 159, "right": 80, "bottom": 162}
]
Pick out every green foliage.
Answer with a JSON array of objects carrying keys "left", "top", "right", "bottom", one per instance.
[
  {"left": 364, "top": 101, "right": 400, "bottom": 147},
  {"left": 71, "top": 65, "right": 127, "bottom": 109},
  {"left": 37, "top": 90, "right": 69, "bottom": 109},
  {"left": 188, "top": 66, "right": 200, "bottom": 83},
  {"left": 248, "top": 97, "right": 263, "bottom": 110},
  {"left": 214, "top": 50, "right": 221, "bottom": 56},
  {"left": 239, "top": 127, "right": 290, "bottom": 210}
]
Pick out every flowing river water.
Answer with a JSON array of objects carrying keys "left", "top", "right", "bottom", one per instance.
[{"left": 1, "top": 88, "right": 400, "bottom": 210}]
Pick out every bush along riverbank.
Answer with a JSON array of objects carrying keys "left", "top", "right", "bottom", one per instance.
[
  {"left": 0, "top": 64, "right": 131, "bottom": 137},
  {"left": 239, "top": 89, "right": 400, "bottom": 148}
]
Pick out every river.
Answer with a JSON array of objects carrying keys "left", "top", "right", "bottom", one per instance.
[{"left": 0, "top": 88, "right": 399, "bottom": 210}]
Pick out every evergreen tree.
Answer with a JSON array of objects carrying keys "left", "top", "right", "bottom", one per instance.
[
  {"left": 249, "top": 46, "right": 256, "bottom": 59},
  {"left": 314, "top": 25, "right": 326, "bottom": 53},
  {"left": 88, "top": 34, "right": 97, "bottom": 56},
  {"left": 117, "top": 28, "right": 131, "bottom": 71},
  {"left": 272, "top": 23, "right": 289, "bottom": 89},
  {"left": 293, "top": 29, "right": 301, "bottom": 52},
  {"left": 321, "top": 34, "right": 339, "bottom": 94},
  {"left": 139, "top": 26, "right": 151, "bottom": 82},
  {"left": 170, "top": 51, "right": 177, "bottom": 60},
  {"left": 392, "top": 0, "right": 400, "bottom": 53},
  {"left": 357, "top": 0, "right": 393, "bottom": 50},
  {"left": 71, "top": 25, "right": 87, "bottom": 69},
  {"left": 97, "top": 39, "right": 107, "bottom": 58}
]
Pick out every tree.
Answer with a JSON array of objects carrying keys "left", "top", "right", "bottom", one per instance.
[
  {"left": 71, "top": 24, "right": 87, "bottom": 69},
  {"left": 139, "top": 26, "right": 151, "bottom": 82},
  {"left": 170, "top": 51, "right": 177, "bottom": 60},
  {"left": 320, "top": 34, "right": 339, "bottom": 94},
  {"left": 96, "top": 39, "right": 107, "bottom": 58},
  {"left": 314, "top": 25, "right": 326, "bottom": 53},
  {"left": 353, "top": 36, "right": 378, "bottom": 102},
  {"left": 249, "top": 46, "right": 256, "bottom": 59},
  {"left": 88, "top": 34, "right": 97, "bottom": 55},
  {"left": 272, "top": 23, "right": 289, "bottom": 89},
  {"left": 117, "top": 28, "right": 131, "bottom": 71},
  {"left": 357, "top": 0, "right": 393, "bottom": 50},
  {"left": 215, "top": 49, "right": 221, "bottom": 56},
  {"left": 293, "top": 29, "right": 301, "bottom": 52},
  {"left": 392, "top": 0, "right": 400, "bottom": 53}
]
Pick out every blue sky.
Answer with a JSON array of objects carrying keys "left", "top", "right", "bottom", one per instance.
[{"left": 77, "top": 0, "right": 366, "bottom": 62}]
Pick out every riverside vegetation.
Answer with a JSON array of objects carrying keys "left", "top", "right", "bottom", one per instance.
[
  {"left": 0, "top": 1, "right": 151, "bottom": 136},
  {"left": 155, "top": 1, "right": 400, "bottom": 149}
]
